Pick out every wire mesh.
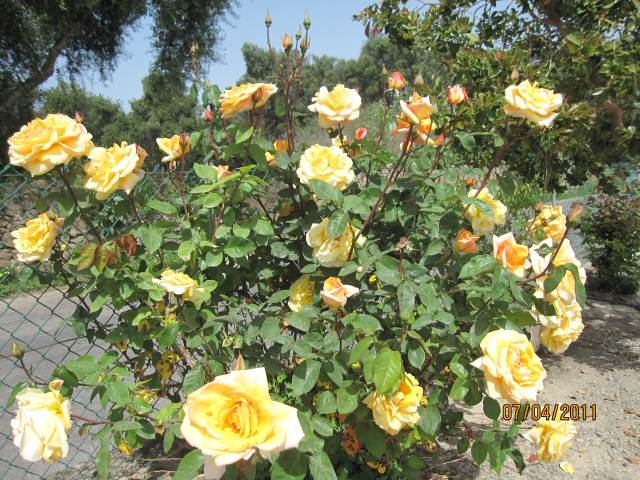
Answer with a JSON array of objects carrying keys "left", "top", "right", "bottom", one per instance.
[{"left": 0, "top": 163, "right": 176, "bottom": 479}]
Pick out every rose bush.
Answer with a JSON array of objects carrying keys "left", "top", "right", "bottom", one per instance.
[{"left": 6, "top": 18, "right": 587, "bottom": 479}]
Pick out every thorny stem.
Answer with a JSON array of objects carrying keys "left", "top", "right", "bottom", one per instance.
[
  {"left": 521, "top": 227, "right": 570, "bottom": 283},
  {"left": 56, "top": 169, "right": 103, "bottom": 243},
  {"left": 374, "top": 99, "right": 391, "bottom": 153},
  {"left": 348, "top": 127, "right": 414, "bottom": 259},
  {"left": 128, "top": 192, "right": 141, "bottom": 223},
  {"left": 71, "top": 413, "right": 107, "bottom": 425}
]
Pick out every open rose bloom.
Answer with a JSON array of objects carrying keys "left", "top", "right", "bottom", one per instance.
[
  {"left": 307, "top": 84, "right": 361, "bottom": 129},
  {"left": 156, "top": 135, "right": 189, "bottom": 165},
  {"left": 12, "top": 213, "right": 63, "bottom": 263},
  {"left": 524, "top": 417, "right": 577, "bottom": 462},
  {"left": 504, "top": 80, "right": 563, "bottom": 127},
  {"left": 84, "top": 141, "right": 145, "bottom": 200},
  {"left": 219, "top": 83, "right": 278, "bottom": 119},
  {"left": 181, "top": 368, "right": 304, "bottom": 479},
  {"left": 321, "top": 277, "right": 359, "bottom": 309},
  {"left": 153, "top": 269, "right": 198, "bottom": 299}
]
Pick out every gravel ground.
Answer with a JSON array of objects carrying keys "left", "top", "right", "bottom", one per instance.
[{"left": 45, "top": 292, "right": 640, "bottom": 480}]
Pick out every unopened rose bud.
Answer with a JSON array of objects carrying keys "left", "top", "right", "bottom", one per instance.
[
  {"left": 414, "top": 73, "right": 425, "bottom": 88},
  {"left": 179, "top": 132, "right": 190, "bottom": 147},
  {"left": 303, "top": 13, "right": 311, "bottom": 30},
  {"left": 11, "top": 341, "right": 25, "bottom": 359},
  {"left": 495, "top": 51, "right": 504, "bottom": 62},
  {"left": 381, "top": 65, "right": 388, "bottom": 76},
  {"left": 356, "top": 266, "right": 364, "bottom": 273},
  {"left": 568, "top": 204, "right": 583, "bottom": 222},
  {"left": 202, "top": 104, "right": 213, "bottom": 122},
  {"left": 136, "top": 144, "right": 148, "bottom": 163},
  {"left": 465, "top": 178, "right": 476, "bottom": 187},
  {"left": 190, "top": 42, "right": 199, "bottom": 54},
  {"left": 265, "top": 12, "right": 272, "bottom": 28},
  {"left": 535, "top": 201, "right": 544, "bottom": 212},
  {"left": 295, "top": 28, "right": 302, "bottom": 42},
  {"left": 282, "top": 33, "right": 293, "bottom": 52},
  {"left": 388, "top": 71, "right": 406, "bottom": 90},
  {"left": 355, "top": 127, "right": 368, "bottom": 141},
  {"left": 74, "top": 111, "right": 84, "bottom": 124},
  {"left": 447, "top": 85, "right": 468, "bottom": 105},
  {"left": 216, "top": 164, "right": 231, "bottom": 179},
  {"left": 397, "top": 237, "right": 409, "bottom": 250},
  {"left": 511, "top": 68, "right": 520, "bottom": 83},
  {"left": 300, "top": 35, "right": 310, "bottom": 52}
]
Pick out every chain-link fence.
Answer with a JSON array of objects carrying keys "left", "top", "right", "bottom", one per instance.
[
  {"left": 0, "top": 163, "right": 177, "bottom": 479},
  {"left": 0, "top": 162, "right": 596, "bottom": 479}
]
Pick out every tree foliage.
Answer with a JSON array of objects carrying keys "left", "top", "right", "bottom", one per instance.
[{"left": 356, "top": 0, "right": 640, "bottom": 191}]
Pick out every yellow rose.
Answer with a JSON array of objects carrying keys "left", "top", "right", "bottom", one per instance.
[
  {"left": 308, "top": 84, "right": 361, "bottom": 129},
  {"left": 471, "top": 329, "right": 546, "bottom": 403},
  {"left": 153, "top": 269, "right": 198, "bottom": 299},
  {"left": 532, "top": 296, "right": 582, "bottom": 328},
  {"left": 528, "top": 205, "right": 566, "bottom": 243},
  {"left": 523, "top": 417, "right": 577, "bottom": 462},
  {"left": 288, "top": 275, "right": 315, "bottom": 312},
  {"left": 306, "top": 219, "right": 366, "bottom": 268},
  {"left": 156, "top": 135, "right": 189, "bottom": 165},
  {"left": 540, "top": 304, "right": 584, "bottom": 353},
  {"left": 529, "top": 239, "right": 586, "bottom": 305},
  {"left": 219, "top": 83, "right": 278, "bottom": 119},
  {"left": 84, "top": 142, "right": 145, "bottom": 200},
  {"left": 464, "top": 188, "right": 507, "bottom": 235},
  {"left": 454, "top": 229, "right": 480, "bottom": 254},
  {"left": 8, "top": 113, "right": 94, "bottom": 176},
  {"left": 181, "top": 368, "right": 304, "bottom": 479},
  {"left": 493, "top": 232, "right": 529, "bottom": 277},
  {"left": 447, "top": 85, "right": 469, "bottom": 105},
  {"left": 216, "top": 165, "right": 232, "bottom": 180},
  {"left": 320, "top": 277, "right": 359, "bottom": 309},
  {"left": 296, "top": 145, "right": 355, "bottom": 191},
  {"left": 399, "top": 92, "right": 433, "bottom": 124},
  {"left": 504, "top": 80, "right": 563, "bottom": 127},
  {"left": 12, "top": 213, "right": 63, "bottom": 263},
  {"left": 363, "top": 373, "right": 422, "bottom": 435},
  {"left": 11, "top": 380, "right": 71, "bottom": 463},
  {"left": 265, "top": 152, "right": 277, "bottom": 168}
]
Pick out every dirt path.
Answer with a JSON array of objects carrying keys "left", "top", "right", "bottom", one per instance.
[{"left": 431, "top": 293, "right": 640, "bottom": 480}]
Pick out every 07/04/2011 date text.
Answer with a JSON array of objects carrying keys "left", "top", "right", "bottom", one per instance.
[{"left": 501, "top": 403, "right": 597, "bottom": 421}]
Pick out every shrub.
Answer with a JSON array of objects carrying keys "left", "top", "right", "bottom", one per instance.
[
  {"left": 580, "top": 192, "right": 640, "bottom": 294},
  {"left": 5, "top": 25, "right": 587, "bottom": 480}
]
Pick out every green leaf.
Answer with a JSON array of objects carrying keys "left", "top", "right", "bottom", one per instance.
[
  {"left": 373, "top": 349, "right": 402, "bottom": 397},
  {"left": 566, "top": 33, "right": 581, "bottom": 46},
  {"left": 147, "top": 199, "right": 177, "bottom": 215},
  {"left": 483, "top": 396, "right": 501, "bottom": 420},
  {"left": 359, "top": 423, "right": 386, "bottom": 457},
  {"left": 348, "top": 337, "right": 373, "bottom": 364},
  {"left": 194, "top": 163, "right": 218, "bottom": 181},
  {"left": 309, "top": 179, "right": 343, "bottom": 205},
  {"left": 398, "top": 282, "right": 415, "bottom": 317},
  {"left": 183, "top": 364, "right": 205, "bottom": 395},
  {"left": 491, "top": 267, "right": 510, "bottom": 299},
  {"left": 173, "top": 449, "right": 204, "bottom": 480},
  {"left": 106, "top": 380, "right": 129, "bottom": 406},
  {"left": 76, "top": 242, "right": 99, "bottom": 271},
  {"left": 6, "top": 382, "right": 26, "bottom": 407},
  {"left": 65, "top": 355, "right": 100, "bottom": 377},
  {"left": 201, "top": 193, "right": 222, "bottom": 209},
  {"left": 291, "top": 360, "right": 321, "bottom": 395},
  {"left": 177, "top": 240, "right": 195, "bottom": 261},
  {"left": 418, "top": 405, "right": 441, "bottom": 437},
  {"left": 375, "top": 255, "right": 401, "bottom": 286},
  {"left": 311, "top": 415, "right": 334, "bottom": 437},
  {"left": 158, "top": 323, "right": 180, "bottom": 348},
  {"left": 254, "top": 218, "right": 274, "bottom": 236},
  {"left": 459, "top": 255, "right": 497, "bottom": 279},
  {"left": 426, "top": 239, "right": 444, "bottom": 256},
  {"left": 450, "top": 376, "right": 469, "bottom": 400},
  {"left": 343, "top": 313, "right": 382, "bottom": 334},
  {"left": 327, "top": 209, "right": 349, "bottom": 240},
  {"left": 309, "top": 451, "right": 338, "bottom": 480},
  {"left": 271, "top": 449, "right": 308, "bottom": 480},
  {"left": 96, "top": 440, "right": 111, "bottom": 480},
  {"left": 336, "top": 386, "right": 359, "bottom": 414},
  {"left": 543, "top": 265, "right": 566, "bottom": 293},
  {"left": 471, "top": 442, "right": 487, "bottom": 464},
  {"left": 138, "top": 226, "right": 162, "bottom": 254},
  {"left": 315, "top": 391, "right": 337, "bottom": 414},
  {"left": 224, "top": 237, "right": 255, "bottom": 258},
  {"left": 456, "top": 131, "right": 476, "bottom": 151},
  {"left": 564, "top": 263, "right": 586, "bottom": 307},
  {"left": 235, "top": 125, "right": 254, "bottom": 144}
]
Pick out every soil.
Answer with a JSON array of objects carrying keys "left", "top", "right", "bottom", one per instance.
[{"left": 47, "top": 293, "right": 640, "bottom": 480}]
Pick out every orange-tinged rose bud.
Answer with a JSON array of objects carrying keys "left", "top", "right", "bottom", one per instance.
[
  {"left": 282, "top": 33, "right": 293, "bottom": 51},
  {"left": 455, "top": 229, "right": 480, "bottom": 254},
  {"left": 273, "top": 139, "right": 288, "bottom": 152},
  {"left": 466, "top": 178, "right": 476, "bottom": 187},
  {"left": 568, "top": 204, "right": 582, "bottom": 222},
  {"left": 216, "top": 165, "right": 231, "bottom": 179},
  {"left": 179, "top": 132, "right": 190, "bottom": 147},
  {"left": 135, "top": 144, "right": 147, "bottom": 163},
  {"left": 74, "top": 111, "right": 84, "bottom": 124},
  {"left": 355, "top": 127, "right": 367, "bottom": 141},
  {"left": 202, "top": 105, "right": 213, "bottom": 122},
  {"left": 388, "top": 71, "right": 406, "bottom": 90},
  {"left": 448, "top": 85, "right": 468, "bottom": 105}
]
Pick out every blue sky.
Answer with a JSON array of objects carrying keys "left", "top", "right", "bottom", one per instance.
[{"left": 46, "top": 0, "right": 375, "bottom": 110}]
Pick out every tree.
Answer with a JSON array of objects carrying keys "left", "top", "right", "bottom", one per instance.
[
  {"left": 357, "top": 0, "right": 640, "bottom": 191},
  {"left": 1, "top": 0, "right": 234, "bottom": 163},
  {"left": 39, "top": 82, "right": 130, "bottom": 148}
]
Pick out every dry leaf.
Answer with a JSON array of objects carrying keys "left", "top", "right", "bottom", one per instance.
[
  {"left": 560, "top": 461, "right": 575, "bottom": 474},
  {"left": 626, "top": 456, "right": 640, "bottom": 465}
]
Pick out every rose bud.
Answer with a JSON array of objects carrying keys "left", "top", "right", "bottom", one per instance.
[
  {"left": 447, "top": 85, "right": 469, "bottom": 105},
  {"left": 388, "top": 71, "right": 406, "bottom": 90},
  {"left": 355, "top": 128, "right": 368, "bottom": 141}
]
